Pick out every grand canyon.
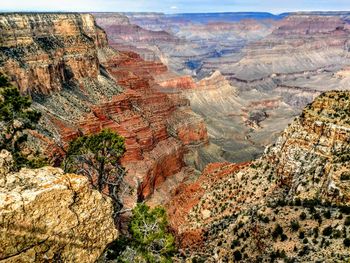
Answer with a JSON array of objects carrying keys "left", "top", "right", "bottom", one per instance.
[{"left": 0, "top": 6, "right": 350, "bottom": 263}]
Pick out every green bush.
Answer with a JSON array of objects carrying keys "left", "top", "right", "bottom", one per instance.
[
  {"left": 345, "top": 216, "right": 350, "bottom": 226},
  {"left": 233, "top": 250, "right": 242, "bottom": 261},
  {"left": 344, "top": 238, "right": 350, "bottom": 248},
  {"left": 272, "top": 224, "right": 284, "bottom": 240},
  {"left": 300, "top": 212, "right": 307, "bottom": 220},
  {"left": 107, "top": 203, "right": 176, "bottom": 262},
  {"left": 323, "top": 210, "right": 331, "bottom": 219},
  {"left": 281, "top": 234, "right": 288, "bottom": 242},
  {"left": 231, "top": 239, "right": 240, "bottom": 249},
  {"left": 340, "top": 172, "right": 350, "bottom": 181},
  {"left": 322, "top": 226, "right": 333, "bottom": 236},
  {"left": 64, "top": 129, "right": 126, "bottom": 214},
  {"left": 290, "top": 220, "right": 300, "bottom": 232}
]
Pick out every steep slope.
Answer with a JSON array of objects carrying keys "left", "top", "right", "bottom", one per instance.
[
  {"left": 167, "top": 91, "right": 350, "bottom": 262},
  {"left": 0, "top": 13, "right": 208, "bottom": 207}
]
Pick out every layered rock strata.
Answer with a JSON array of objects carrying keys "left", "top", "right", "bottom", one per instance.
[
  {"left": 0, "top": 13, "right": 209, "bottom": 207},
  {"left": 95, "top": 12, "right": 350, "bottom": 165},
  {"left": 0, "top": 13, "right": 106, "bottom": 94}
]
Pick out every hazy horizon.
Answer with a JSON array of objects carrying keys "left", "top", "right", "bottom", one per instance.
[{"left": 1, "top": 0, "right": 350, "bottom": 14}]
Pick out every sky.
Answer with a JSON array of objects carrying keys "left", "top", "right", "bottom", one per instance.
[{"left": 1, "top": 0, "right": 350, "bottom": 14}]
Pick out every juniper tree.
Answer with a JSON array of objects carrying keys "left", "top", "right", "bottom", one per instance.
[{"left": 64, "top": 129, "right": 127, "bottom": 214}]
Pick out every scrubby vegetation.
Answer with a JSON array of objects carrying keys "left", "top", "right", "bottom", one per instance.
[
  {"left": 0, "top": 74, "right": 46, "bottom": 170},
  {"left": 105, "top": 203, "right": 176, "bottom": 262}
]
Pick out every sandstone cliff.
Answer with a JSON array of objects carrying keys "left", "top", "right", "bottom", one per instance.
[
  {"left": 0, "top": 13, "right": 107, "bottom": 94},
  {"left": 0, "top": 151, "right": 117, "bottom": 263}
]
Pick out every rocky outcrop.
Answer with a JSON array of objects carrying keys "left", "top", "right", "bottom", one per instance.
[
  {"left": 157, "top": 76, "right": 196, "bottom": 90},
  {"left": 265, "top": 91, "right": 350, "bottom": 203},
  {"left": 0, "top": 150, "right": 12, "bottom": 179},
  {"left": 167, "top": 91, "right": 350, "bottom": 262},
  {"left": 0, "top": 152, "right": 117, "bottom": 263},
  {"left": 167, "top": 109, "right": 209, "bottom": 146}
]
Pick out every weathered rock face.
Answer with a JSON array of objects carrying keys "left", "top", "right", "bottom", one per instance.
[
  {"left": 167, "top": 109, "right": 209, "bottom": 146},
  {"left": 0, "top": 150, "right": 12, "bottom": 179},
  {"left": 98, "top": 50, "right": 208, "bottom": 201},
  {"left": 0, "top": 13, "right": 106, "bottom": 94},
  {"left": 266, "top": 91, "right": 350, "bottom": 204},
  {"left": 167, "top": 91, "right": 350, "bottom": 262},
  {"left": 0, "top": 152, "right": 117, "bottom": 263}
]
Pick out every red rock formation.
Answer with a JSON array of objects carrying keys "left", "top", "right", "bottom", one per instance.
[
  {"left": 166, "top": 162, "right": 250, "bottom": 248},
  {"left": 64, "top": 49, "right": 207, "bottom": 202},
  {"left": 167, "top": 109, "right": 209, "bottom": 146},
  {"left": 157, "top": 76, "right": 197, "bottom": 90},
  {"left": 95, "top": 51, "right": 207, "bottom": 200}
]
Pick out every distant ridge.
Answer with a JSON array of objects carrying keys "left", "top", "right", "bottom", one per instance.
[
  {"left": 163, "top": 12, "right": 286, "bottom": 22},
  {"left": 122, "top": 12, "right": 287, "bottom": 24}
]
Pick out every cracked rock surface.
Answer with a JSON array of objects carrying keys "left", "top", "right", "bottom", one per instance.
[{"left": 0, "top": 153, "right": 117, "bottom": 262}]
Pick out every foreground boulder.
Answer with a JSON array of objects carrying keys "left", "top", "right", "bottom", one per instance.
[{"left": 0, "top": 156, "right": 117, "bottom": 262}]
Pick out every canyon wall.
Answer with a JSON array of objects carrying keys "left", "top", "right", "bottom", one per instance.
[
  {"left": 0, "top": 151, "right": 117, "bottom": 263},
  {"left": 0, "top": 13, "right": 209, "bottom": 207},
  {"left": 0, "top": 13, "right": 105, "bottom": 94},
  {"left": 96, "top": 12, "right": 350, "bottom": 165}
]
